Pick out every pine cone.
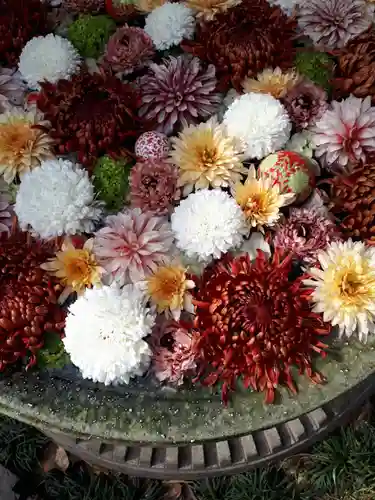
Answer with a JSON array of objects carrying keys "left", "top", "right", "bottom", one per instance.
[
  {"left": 328, "top": 162, "right": 375, "bottom": 244},
  {"left": 0, "top": 233, "right": 66, "bottom": 370},
  {"left": 333, "top": 30, "right": 375, "bottom": 103}
]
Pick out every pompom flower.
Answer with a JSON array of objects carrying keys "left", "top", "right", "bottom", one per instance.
[
  {"left": 93, "top": 209, "right": 174, "bottom": 285},
  {"left": 18, "top": 34, "right": 81, "bottom": 90},
  {"left": 232, "top": 166, "right": 294, "bottom": 230},
  {"left": 101, "top": 25, "right": 155, "bottom": 75},
  {"left": 139, "top": 55, "right": 221, "bottom": 136},
  {"left": 0, "top": 68, "right": 26, "bottom": 112},
  {"left": 63, "top": 0, "right": 104, "bottom": 13},
  {"left": 135, "top": 0, "right": 166, "bottom": 12},
  {"left": 185, "top": 0, "right": 240, "bottom": 21},
  {"left": 41, "top": 237, "right": 104, "bottom": 303},
  {"left": 304, "top": 240, "right": 375, "bottom": 342},
  {"left": 170, "top": 118, "right": 246, "bottom": 196},
  {"left": 130, "top": 159, "right": 179, "bottom": 215},
  {"left": 283, "top": 80, "right": 328, "bottom": 130},
  {"left": 144, "top": 3, "right": 195, "bottom": 51},
  {"left": 0, "top": 107, "right": 54, "bottom": 184},
  {"left": 67, "top": 14, "right": 116, "bottom": 59},
  {"left": 15, "top": 158, "right": 103, "bottom": 239},
  {"left": 63, "top": 284, "right": 154, "bottom": 385},
  {"left": 294, "top": 51, "right": 334, "bottom": 92},
  {"left": 298, "top": 0, "right": 373, "bottom": 51},
  {"left": 274, "top": 208, "right": 341, "bottom": 265},
  {"left": 147, "top": 264, "right": 195, "bottom": 320},
  {"left": 171, "top": 189, "right": 247, "bottom": 262},
  {"left": 311, "top": 95, "right": 375, "bottom": 174},
  {"left": 192, "top": 251, "right": 331, "bottom": 403},
  {"left": 93, "top": 155, "right": 132, "bottom": 212},
  {"left": 242, "top": 67, "right": 301, "bottom": 99},
  {"left": 223, "top": 93, "right": 291, "bottom": 160}
]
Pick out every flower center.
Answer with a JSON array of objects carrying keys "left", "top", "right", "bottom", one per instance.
[
  {"left": 199, "top": 147, "right": 218, "bottom": 170},
  {"left": 340, "top": 271, "right": 363, "bottom": 297}
]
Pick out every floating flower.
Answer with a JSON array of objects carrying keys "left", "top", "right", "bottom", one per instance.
[
  {"left": 242, "top": 67, "right": 301, "bottom": 99},
  {"left": 0, "top": 107, "right": 54, "bottom": 184},
  {"left": 15, "top": 158, "right": 103, "bottom": 239},
  {"left": 298, "top": 0, "right": 373, "bottom": 51},
  {"left": 304, "top": 240, "right": 375, "bottom": 342},
  {"left": 284, "top": 130, "right": 316, "bottom": 159},
  {"left": 274, "top": 208, "right": 341, "bottom": 265},
  {"left": 62, "top": 0, "right": 104, "bottom": 13},
  {"left": 223, "top": 93, "right": 291, "bottom": 160},
  {"left": 18, "top": 34, "right": 81, "bottom": 90},
  {"left": 283, "top": 80, "right": 328, "bottom": 130},
  {"left": 135, "top": 0, "right": 167, "bottom": 12},
  {"left": 294, "top": 51, "right": 334, "bottom": 93},
  {"left": 193, "top": 251, "right": 330, "bottom": 403},
  {"left": 130, "top": 159, "right": 179, "bottom": 215},
  {"left": 135, "top": 131, "right": 170, "bottom": 161},
  {"left": 63, "top": 284, "right": 154, "bottom": 385},
  {"left": 147, "top": 264, "right": 195, "bottom": 320},
  {"left": 170, "top": 119, "right": 246, "bottom": 196},
  {"left": 0, "top": 179, "right": 13, "bottom": 236},
  {"left": 144, "top": 3, "right": 195, "bottom": 51},
  {"left": 311, "top": 95, "right": 375, "bottom": 174},
  {"left": 41, "top": 237, "right": 104, "bottom": 303},
  {"left": 67, "top": 14, "right": 116, "bottom": 59},
  {"left": 0, "top": 68, "right": 26, "bottom": 112},
  {"left": 138, "top": 55, "right": 221, "bottom": 136},
  {"left": 233, "top": 166, "right": 293, "bottom": 230},
  {"left": 94, "top": 209, "right": 174, "bottom": 285},
  {"left": 171, "top": 189, "right": 247, "bottom": 262},
  {"left": 267, "top": 0, "right": 298, "bottom": 15},
  {"left": 185, "top": 0, "right": 240, "bottom": 21},
  {"left": 93, "top": 155, "right": 132, "bottom": 212}
]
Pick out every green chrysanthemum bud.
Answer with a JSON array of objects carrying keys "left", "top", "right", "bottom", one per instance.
[
  {"left": 67, "top": 14, "right": 116, "bottom": 59},
  {"left": 294, "top": 51, "right": 334, "bottom": 93},
  {"left": 93, "top": 155, "right": 132, "bottom": 212}
]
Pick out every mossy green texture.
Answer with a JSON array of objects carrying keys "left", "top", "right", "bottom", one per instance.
[
  {"left": 93, "top": 155, "right": 132, "bottom": 212},
  {"left": 67, "top": 15, "right": 116, "bottom": 59},
  {"left": 36, "top": 332, "right": 70, "bottom": 370},
  {"left": 295, "top": 51, "right": 334, "bottom": 92}
]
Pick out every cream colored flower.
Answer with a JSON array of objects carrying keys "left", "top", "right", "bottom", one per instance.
[
  {"left": 147, "top": 264, "right": 195, "bottom": 320},
  {"left": 170, "top": 118, "right": 247, "bottom": 196},
  {"left": 304, "top": 240, "right": 375, "bottom": 342},
  {"left": 232, "top": 165, "right": 293, "bottom": 230},
  {"left": 41, "top": 237, "right": 104, "bottom": 304},
  {"left": 242, "top": 67, "right": 301, "bottom": 99},
  {"left": 136, "top": 0, "right": 166, "bottom": 12},
  {"left": 185, "top": 0, "right": 240, "bottom": 20},
  {"left": 0, "top": 107, "right": 54, "bottom": 183}
]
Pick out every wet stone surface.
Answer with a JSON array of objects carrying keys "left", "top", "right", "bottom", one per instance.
[{"left": 0, "top": 465, "right": 17, "bottom": 500}]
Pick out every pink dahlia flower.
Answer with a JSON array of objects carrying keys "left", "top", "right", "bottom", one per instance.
[
  {"left": 93, "top": 209, "right": 174, "bottom": 285},
  {"left": 0, "top": 68, "right": 26, "bottom": 113},
  {"left": 283, "top": 80, "right": 328, "bottom": 130},
  {"left": 130, "top": 159, "right": 179, "bottom": 215},
  {"left": 138, "top": 55, "right": 221, "bottom": 136},
  {"left": 101, "top": 26, "right": 155, "bottom": 75},
  {"left": 311, "top": 95, "right": 375, "bottom": 174},
  {"left": 62, "top": 0, "right": 104, "bottom": 13},
  {"left": 273, "top": 208, "right": 341, "bottom": 265}
]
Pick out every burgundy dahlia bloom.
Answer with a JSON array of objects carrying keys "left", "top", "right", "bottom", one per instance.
[
  {"left": 273, "top": 208, "right": 342, "bottom": 265},
  {"left": 283, "top": 80, "right": 328, "bottom": 130},
  {"left": 62, "top": 0, "right": 104, "bottom": 13},
  {"left": 192, "top": 251, "right": 331, "bottom": 403},
  {"left": 130, "top": 159, "right": 179, "bottom": 215}
]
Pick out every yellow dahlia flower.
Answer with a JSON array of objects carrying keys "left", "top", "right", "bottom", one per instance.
[
  {"left": 170, "top": 118, "right": 247, "bottom": 196},
  {"left": 232, "top": 166, "right": 294, "bottom": 230},
  {"left": 185, "top": 0, "right": 240, "bottom": 20},
  {"left": 304, "top": 240, "right": 375, "bottom": 342},
  {"left": 0, "top": 107, "right": 54, "bottom": 183},
  {"left": 147, "top": 264, "right": 195, "bottom": 320},
  {"left": 41, "top": 237, "right": 104, "bottom": 304},
  {"left": 242, "top": 67, "right": 301, "bottom": 99},
  {"left": 135, "top": 0, "right": 166, "bottom": 12}
]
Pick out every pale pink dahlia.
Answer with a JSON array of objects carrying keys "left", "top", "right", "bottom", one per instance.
[
  {"left": 273, "top": 208, "right": 341, "bottom": 265},
  {"left": 130, "top": 159, "right": 179, "bottom": 215},
  {"left": 93, "top": 209, "right": 175, "bottom": 285},
  {"left": 0, "top": 68, "right": 26, "bottom": 113},
  {"left": 138, "top": 55, "right": 221, "bottom": 136},
  {"left": 298, "top": 0, "right": 373, "bottom": 51},
  {"left": 311, "top": 95, "right": 375, "bottom": 174},
  {"left": 101, "top": 26, "right": 155, "bottom": 75}
]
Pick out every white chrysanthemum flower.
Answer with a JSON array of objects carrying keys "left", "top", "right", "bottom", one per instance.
[
  {"left": 304, "top": 240, "right": 375, "bottom": 342},
  {"left": 223, "top": 92, "right": 292, "bottom": 160},
  {"left": 267, "top": 0, "right": 298, "bottom": 15},
  {"left": 171, "top": 189, "right": 247, "bottom": 262},
  {"left": 144, "top": 2, "right": 195, "bottom": 50},
  {"left": 15, "top": 158, "right": 103, "bottom": 239},
  {"left": 18, "top": 34, "right": 81, "bottom": 90},
  {"left": 64, "top": 285, "right": 155, "bottom": 385}
]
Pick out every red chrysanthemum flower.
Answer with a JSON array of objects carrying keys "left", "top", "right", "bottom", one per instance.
[
  {"left": 36, "top": 69, "right": 144, "bottom": 168},
  {"left": 192, "top": 251, "right": 331, "bottom": 403},
  {"left": 0, "top": 0, "right": 48, "bottom": 67},
  {"left": 0, "top": 232, "right": 66, "bottom": 371}
]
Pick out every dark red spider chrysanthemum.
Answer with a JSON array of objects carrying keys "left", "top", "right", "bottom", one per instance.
[
  {"left": 0, "top": 0, "right": 48, "bottom": 67},
  {"left": 192, "top": 250, "right": 331, "bottom": 403},
  {"left": 36, "top": 69, "right": 144, "bottom": 168},
  {"left": 181, "top": 0, "right": 297, "bottom": 92},
  {"left": 0, "top": 232, "right": 66, "bottom": 371}
]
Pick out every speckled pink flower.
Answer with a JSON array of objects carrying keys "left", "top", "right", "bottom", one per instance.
[
  {"left": 93, "top": 208, "right": 175, "bottom": 285},
  {"left": 130, "top": 159, "right": 179, "bottom": 215}
]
